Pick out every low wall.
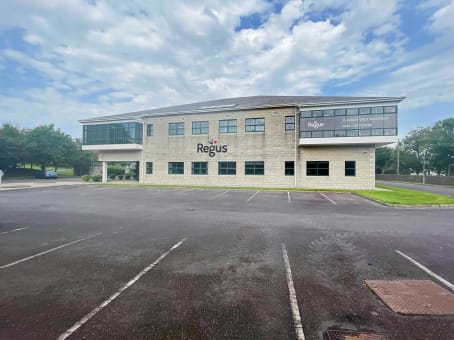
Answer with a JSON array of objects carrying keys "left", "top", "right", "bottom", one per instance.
[{"left": 376, "top": 174, "right": 454, "bottom": 186}]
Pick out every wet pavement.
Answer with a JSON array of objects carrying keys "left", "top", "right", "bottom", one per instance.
[{"left": 0, "top": 186, "right": 453, "bottom": 339}]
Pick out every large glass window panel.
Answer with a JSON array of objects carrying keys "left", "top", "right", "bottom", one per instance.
[
  {"left": 359, "top": 107, "right": 371, "bottom": 115},
  {"left": 82, "top": 122, "right": 143, "bottom": 145},
  {"left": 300, "top": 111, "right": 312, "bottom": 118},
  {"left": 312, "top": 110, "right": 323, "bottom": 117},
  {"left": 306, "top": 161, "right": 329, "bottom": 176},
  {"left": 384, "top": 106, "right": 397, "bottom": 113},
  {"left": 168, "top": 162, "right": 184, "bottom": 174},
  {"left": 335, "top": 109, "right": 346, "bottom": 116},
  {"left": 371, "top": 106, "right": 384, "bottom": 114}
]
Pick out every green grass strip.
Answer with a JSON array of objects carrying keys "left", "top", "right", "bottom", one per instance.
[{"left": 355, "top": 184, "right": 454, "bottom": 205}]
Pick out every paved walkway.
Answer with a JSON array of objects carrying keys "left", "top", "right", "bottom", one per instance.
[
  {"left": 0, "top": 178, "right": 85, "bottom": 191},
  {"left": 377, "top": 180, "right": 454, "bottom": 197}
]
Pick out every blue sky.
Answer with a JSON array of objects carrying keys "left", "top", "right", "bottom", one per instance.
[{"left": 0, "top": 0, "right": 453, "bottom": 138}]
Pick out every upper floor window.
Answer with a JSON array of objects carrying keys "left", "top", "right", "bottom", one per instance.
[
  {"left": 285, "top": 116, "right": 295, "bottom": 131},
  {"left": 245, "top": 118, "right": 265, "bottom": 132},
  {"left": 192, "top": 121, "right": 209, "bottom": 135},
  {"left": 146, "top": 124, "right": 153, "bottom": 136},
  {"left": 169, "top": 122, "right": 184, "bottom": 136},
  {"left": 83, "top": 122, "right": 143, "bottom": 145},
  {"left": 219, "top": 119, "right": 237, "bottom": 134}
]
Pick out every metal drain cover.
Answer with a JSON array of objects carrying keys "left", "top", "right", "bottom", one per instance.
[
  {"left": 326, "top": 330, "right": 387, "bottom": 340},
  {"left": 366, "top": 280, "right": 454, "bottom": 315}
]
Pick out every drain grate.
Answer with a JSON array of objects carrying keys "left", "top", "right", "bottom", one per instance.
[
  {"left": 366, "top": 280, "right": 454, "bottom": 315},
  {"left": 326, "top": 330, "right": 387, "bottom": 340}
]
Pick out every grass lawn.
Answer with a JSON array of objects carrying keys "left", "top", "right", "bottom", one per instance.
[{"left": 356, "top": 185, "right": 454, "bottom": 205}]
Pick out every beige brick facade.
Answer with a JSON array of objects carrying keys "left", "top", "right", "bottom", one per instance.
[{"left": 94, "top": 106, "right": 377, "bottom": 189}]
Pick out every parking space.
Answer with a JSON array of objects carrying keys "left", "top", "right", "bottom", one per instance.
[{"left": 1, "top": 186, "right": 453, "bottom": 339}]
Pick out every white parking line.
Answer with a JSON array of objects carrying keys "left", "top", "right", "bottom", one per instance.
[
  {"left": 247, "top": 190, "right": 259, "bottom": 203},
  {"left": 0, "top": 227, "right": 29, "bottom": 236},
  {"left": 396, "top": 249, "right": 454, "bottom": 291},
  {"left": 288, "top": 192, "right": 291, "bottom": 204},
  {"left": 282, "top": 244, "right": 305, "bottom": 340},
  {"left": 209, "top": 190, "right": 230, "bottom": 200},
  {"left": 319, "top": 192, "right": 337, "bottom": 205},
  {"left": 57, "top": 238, "right": 187, "bottom": 340},
  {"left": 0, "top": 233, "right": 103, "bottom": 270}
]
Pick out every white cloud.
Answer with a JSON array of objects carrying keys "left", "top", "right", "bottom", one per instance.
[{"left": 0, "top": 0, "right": 452, "bottom": 136}]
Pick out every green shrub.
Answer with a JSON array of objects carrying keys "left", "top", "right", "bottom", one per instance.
[
  {"left": 125, "top": 174, "right": 131, "bottom": 180},
  {"left": 92, "top": 175, "right": 102, "bottom": 182},
  {"left": 81, "top": 175, "right": 91, "bottom": 182},
  {"left": 118, "top": 175, "right": 124, "bottom": 180},
  {"left": 108, "top": 164, "right": 125, "bottom": 177},
  {"left": 109, "top": 174, "right": 116, "bottom": 180}
]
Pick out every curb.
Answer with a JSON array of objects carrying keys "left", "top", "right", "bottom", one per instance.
[{"left": 352, "top": 193, "right": 454, "bottom": 209}]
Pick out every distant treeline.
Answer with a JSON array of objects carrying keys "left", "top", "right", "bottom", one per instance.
[
  {"left": 0, "top": 123, "right": 96, "bottom": 176},
  {"left": 376, "top": 118, "right": 454, "bottom": 175}
]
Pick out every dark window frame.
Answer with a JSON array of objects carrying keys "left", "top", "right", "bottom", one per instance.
[
  {"left": 146, "top": 124, "right": 153, "bottom": 137},
  {"left": 306, "top": 161, "right": 329, "bottom": 176},
  {"left": 168, "top": 122, "right": 185, "bottom": 136},
  {"left": 245, "top": 118, "right": 265, "bottom": 132},
  {"left": 285, "top": 116, "right": 295, "bottom": 131},
  {"left": 192, "top": 162, "right": 208, "bottom": 175},
  {"left": 219, "top": 119, "right": 237, "bottom": 134},
  {"left": 146, "top": 162, "right": 153, "bottom": 174},
  {"left": 168, "top": 162, "right": 184, "bottom": 174},
  {"left": 285, "top": 161, "right": 294, "bottom": 176},
  {"left": 345, "top": 161, "right": 356, "bottom": 176},
  {"left": 245, "top": 161, "right": 264, "bottom": 175},
  {"left": 192, "top": 121, "right": 209, "bottom": 135},
  {"left": 218, "top": 161, "right": 236, "bottom": 175}
]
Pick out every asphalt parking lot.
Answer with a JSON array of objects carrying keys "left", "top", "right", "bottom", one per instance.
[{"left": 1, "top": 186, "right": 454, "bottom": 340}]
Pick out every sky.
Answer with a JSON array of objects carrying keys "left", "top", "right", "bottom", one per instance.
[{"left": 0, "top": 0, "right": 453, "bottom": 138}]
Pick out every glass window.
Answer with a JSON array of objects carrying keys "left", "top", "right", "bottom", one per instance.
[
  {"left": 346, "top": 129, "right": 359, "bottom": 137},
  {"left": 285, "top": 161, "right": 294, "bottom": 176},
  {"left": 300, "top": 131, "right": 311, "bottom": 138},
  {"left": 146, "top": 162, "right": 153, "bottom": 174},
  {"left": 371, "top": 128, "right": 383, "bottom": 136},
  {"left": 384, "top": 106, "right": 397, "bottom": 113},
  {"left": 306, "top": 161, "right": 329, "bottom": 176},
  {"left": 245, "top": 118, "right": 265, "bottom": 132},
  {"left": 300, "top": 111, "right": 312, "bottom": 118},
  {"left": 192, "top": 162, "right": 208, "bottom": 175},
  {"left": 312, "top": 110, "right": 323, "bottom": 117},
  {"left": 168, "top": 162, "right": 184, "bottom": 174},
  {"left": 245, "top": 161, "right": 264, "bottom": 175},
  {"left": 285, "top": 116, "right": 295, "bottom": 131},
  {"left": 359, "top": 107, "right": 371, "bottom": 115},
  {"left": 335, "top": 130, "right": 346, "bottom": 137},
  {"left": 169, "top": 122, "right": 184, "bottom": 136},
  {"left": 311, "top": 131, "right": 323, "bottom": 138},
  {"left": 219, "top": 119, "right": 237, "bottom": 134},
  {"left": 359, "top": 129, "right": 371, "bottom": 136},
  {"left": 384, "top": 128, "right": 397, "bottom": 136},
  {"left": 323, "top": 109, "right": 334, "bottom": 117},
  {"left": 146, "top": 124, "right": 153, "bottom": 136},
  {"left": 335, "top": 109, "right": 346, "bottom": 116},
  {"left": 345, "top": 161, "right": 356, "bottom": 176},
  {"left": 192, "top": 121, "right": 209, "bottom": 135},
  {"left": 82, "top": 122, "right": 143, "bottom": 145},
  {"left": 371, "top": 106, "right": 384, "bottom": 114},
  {"left": 347, "top": 108, "right": 358, "bottom": 115},
  {"left": 323, "top": 130, "right": 334, "bottom": 137},
  {"left": 218, "top": 161, "right": 236, "bottom": 175}
]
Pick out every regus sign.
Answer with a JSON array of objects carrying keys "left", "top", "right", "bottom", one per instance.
[{"left": 197, "top": 138, "right": 228, "bottom": 157}]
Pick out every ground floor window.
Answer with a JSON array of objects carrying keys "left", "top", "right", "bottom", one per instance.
[
  {"left": 168, "top": 162, "right": 184, "bottom": 174},
  {"left": 192, "top": 162, "right": 208, "bottom": 175},
  {"left": 218, "top": 161, "right": 236, "bottom": 175},
  {"left": 245, "top": 161, "right": 264, "bottom": 175},
  {"left": 345, "top": 161, "right": 356, "bottom": 176},
  {"left": 146, "top": 162, "right": 153, "bottom": 174},
  {"left": 285, "top": 161, "right": 294, "bottom": 176},
  {"left": 306, "top": 161, "right": 329, "bottom": 176}
]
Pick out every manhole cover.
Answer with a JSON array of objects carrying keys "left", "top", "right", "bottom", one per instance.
[
  {"left": 326, "top": 330, "right": 387, "bottom": 340},
  {"left": 366, "top": 280, "right": 454, "bottom": 315}
]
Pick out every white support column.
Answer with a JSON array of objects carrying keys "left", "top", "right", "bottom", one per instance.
[{"left": 102, "top": 161, "right": 107, "bottom": 183}]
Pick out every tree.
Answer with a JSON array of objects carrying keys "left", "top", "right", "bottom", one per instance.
[
  {"left": 70, "top": 139, "right": 97, "bottom": 176},
  {"left": 429, "top": 118, "right": 454, "bottom": 175},
  {"left": 0, "top": 123, "right": 24, "bottom": 171},
  {"left": 400, "top": 127, "right": 431, "bottom": 175},
  {"left": 375, "top": 147, "right": 394, "bottom": 174}
]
